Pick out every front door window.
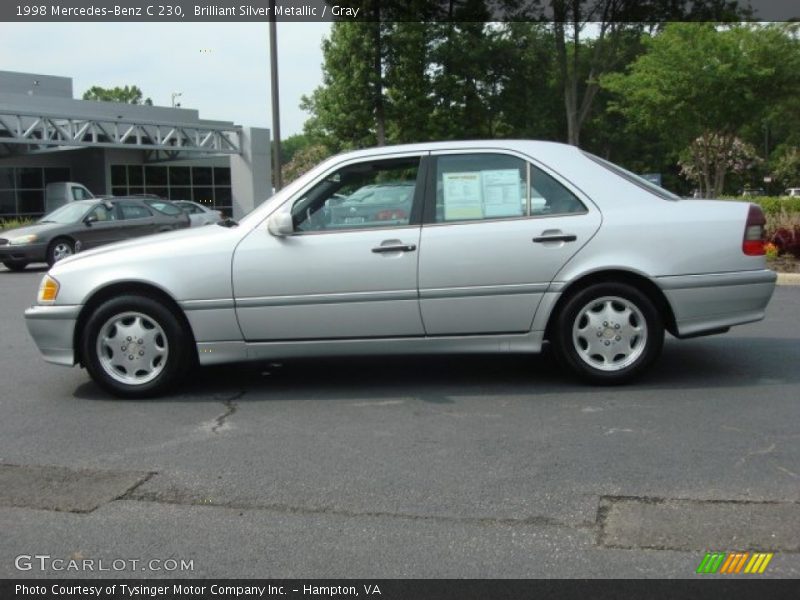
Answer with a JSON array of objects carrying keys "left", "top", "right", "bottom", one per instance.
[{"left": 291, "top": 158, "right": 420, "bottom": 232}]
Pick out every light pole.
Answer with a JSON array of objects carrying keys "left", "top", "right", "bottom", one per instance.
[
  {"left": 269, "top": 1, "right": 283, "bottom": 192},
  {"left": 171, "top": 92, "right": 182, "bottom": 108}
]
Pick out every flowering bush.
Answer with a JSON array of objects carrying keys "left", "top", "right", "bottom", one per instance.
[
  {"left": 771, "top": 226, "right": 800, "bottom": 259},
  {"left": 679, "top": 133, "right": 761, "bottom": 198},
  {"left": 764, "top": 242, "right": 779, "bottom": 259},
  {"left": 765, "top": 208, "right": 800, "bottom": 258}
]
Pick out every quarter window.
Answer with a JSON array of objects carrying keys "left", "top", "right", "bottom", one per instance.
[
  {"left": 529, "top": 164, "right": 586, "bottom": 215},
  {"left": 145, "top": 200, "right": 183, "bottom": 216},
  {"left": 292, "top": 157, "right": 420, "bottom": 233}
]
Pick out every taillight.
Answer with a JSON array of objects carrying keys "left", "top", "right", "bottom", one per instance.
[{"left": 742, "top": 204, "right": 766, "bottom": 256}]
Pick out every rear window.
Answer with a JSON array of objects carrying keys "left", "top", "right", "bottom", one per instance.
[
  {"left": 583, "top": 151, "right": 680, "bottom": 201},
  {"left": 146, "top": 200, "right": 183, "bottom": 216}
]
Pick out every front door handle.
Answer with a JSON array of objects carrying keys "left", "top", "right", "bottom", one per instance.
[
  {"left": 533, "top": 234, "right": 577, "bottom": 243},
  {"left": 372, "top": 243, "right": 417, "bottom": 253}
]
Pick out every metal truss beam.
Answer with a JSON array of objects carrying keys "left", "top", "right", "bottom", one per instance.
[{"left": 0, "top": 109, "right": 241, "bottom": 154}]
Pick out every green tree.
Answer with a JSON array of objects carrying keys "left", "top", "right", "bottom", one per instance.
[
  {"left": 280, "top": 133, "right": 312, "bottom": 166},
  {"left": 772, "top": 146, "right": 800, "bottom": 189},
  {"left": 492, "top": 23, "right": 562, "bottom": 141},
  {"left": 384, "top": 22, "right": 435, "bottom": 144},
  {"left": 82, "top": 85, "right": 153, "bottom": 105},
  {"left": 602, "top": 23, "right": 800, "bottom": 196},
  {"left": 427, "top": 21, "right": 504, "bottom": 139},
  {"left": 301, "top": 22, "right": 381, "bottom": 151}
]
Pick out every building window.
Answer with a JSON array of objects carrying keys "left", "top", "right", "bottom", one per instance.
[
  {"left": 0, "top": 166, "right": 72, "bottom": 219},
  {"left": 110, "top": 164, "right": 232, "bottom": 216}
]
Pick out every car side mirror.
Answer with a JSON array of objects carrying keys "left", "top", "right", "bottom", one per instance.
[
  {"left": 84, "top": 215, "right": 98, "bottom": 226},
  {"left": 267, "top": 212, "right": 294, "bottom": 237}
]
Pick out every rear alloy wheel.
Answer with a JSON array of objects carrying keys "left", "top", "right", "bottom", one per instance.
[
  {"left": 552, "top": 282, "right": 664, "bottom": 384},
  {"left": 47, "top": 238, "right": 74, "bottom": 266},
  {"left": 2, "top": 260, "right": 28, "bottom": 272},
  {"left": 82, "top": 295, "right": 192, "bottom": 398}
]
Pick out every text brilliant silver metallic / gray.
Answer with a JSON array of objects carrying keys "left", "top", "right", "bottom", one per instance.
[{"left": 24, "top": 141, "right": 777, "bottom": 396}]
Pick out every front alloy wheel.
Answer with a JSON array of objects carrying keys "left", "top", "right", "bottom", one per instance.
[
  {"left": 47, "top": 238, "right": 74, "bottom": 266},
  {"left": 552, "top": 282, "right": 664, "bottom": 384},
  {"left": 82, "top": 295, "right": 192, "bottom": 398},
  {"left": 96, "top": 312, "right": 169, "bottom": 386}
]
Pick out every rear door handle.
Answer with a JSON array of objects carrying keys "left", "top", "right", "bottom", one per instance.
[
  {"left": 533, "top": 234, "right": 577, "bottom": 243},
  {"left": 372, "top": 243, "right": 417, "bottom": 253}
]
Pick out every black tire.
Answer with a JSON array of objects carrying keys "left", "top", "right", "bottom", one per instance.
[
  {"left": 81, "top": 295, "right": 193, "bottom": 398},
  {"left": 551, "top": 282, "right": 664, "bottom": 385},
  {"left": 46, "top": 237, "right": 75, "bottom": 266},
  {"left": 2, "top": 260, "right": 28, "bottom": 272}
]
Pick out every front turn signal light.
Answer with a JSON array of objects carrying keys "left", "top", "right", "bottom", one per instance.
[{"left": 38, "top": 275, "right": 60, "bottom": 304}]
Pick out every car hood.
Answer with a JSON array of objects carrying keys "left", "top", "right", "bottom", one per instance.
[
  {"left": 56, "top": 224, "right": 233, "bottom": 267},
  {"left": 0, "top": 222, "right": 65, "bottom": 239}
]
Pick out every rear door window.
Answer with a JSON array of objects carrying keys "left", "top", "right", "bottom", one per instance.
[
  {"left": 429, "top": 153, "right": 586, "bottom": 223},
  {"left": 117, "top": 202, "right": 152, "bottom": 220}
]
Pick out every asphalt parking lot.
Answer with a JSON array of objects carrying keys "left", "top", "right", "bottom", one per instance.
[{"left": 1, "top": 265, "right": 798, "bottom": 578}]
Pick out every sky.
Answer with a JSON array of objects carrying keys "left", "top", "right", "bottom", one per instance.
[{"left": 0, "top": 22, "right": 331, "bottom": 137}]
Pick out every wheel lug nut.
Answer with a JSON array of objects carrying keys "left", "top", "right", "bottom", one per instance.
[
  {"left": 138, "top": 339, "right": 143, "bottom": 344},
  {"left": 615, "top": 335, "right": 621, "bottom": 341},
  {"left": 127, "top": 336, "right": 132, "bottom": 341},
  {"left": 139, "top": 350, "right": 144, "bottom": 356},
  {"left": 596, "top": 332, "right": 602, "bottom": 337},
  {"left": 128, "top": 355, "right": 134, "bottom": 360},
  {"left": 121, "top": 345, "right": 127, "bottom": 351},
  {"left": 604, "top": 341, "right": 610, "bottom": 346},
  {"left": 603, "top": 321, "right": 608, "bottom": 326}
]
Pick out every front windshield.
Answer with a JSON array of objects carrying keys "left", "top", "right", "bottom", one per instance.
[{"left": 40, "top": 201, "right": 93, "bottom": 224}]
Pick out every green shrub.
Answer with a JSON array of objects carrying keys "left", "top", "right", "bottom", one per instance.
[
  {"left": 717, "top": 196, "right": 800, "bottom": 216},
  {"left": 0, "top": 217, "right": 37, "bottom": 232}
]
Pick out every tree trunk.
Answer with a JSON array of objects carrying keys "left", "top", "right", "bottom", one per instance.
[
  {"left": 553, "top": 19, "right": 580, "bottom": 145},
  {"left": 701, "top": 132, "right": 713, "bottom": 198},
  {"left": 372, "top": 9, "right": 386, "bottom": 146}
]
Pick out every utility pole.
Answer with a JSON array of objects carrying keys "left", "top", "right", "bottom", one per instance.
[{"left": 269, "top": 1, "right": 283, "bottom": 192}]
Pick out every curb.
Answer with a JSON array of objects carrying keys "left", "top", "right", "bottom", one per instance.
[{"left": 776, "top": 272, "right": 800, "bottom": 285}]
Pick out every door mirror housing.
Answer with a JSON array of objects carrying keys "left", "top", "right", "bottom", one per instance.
[
  {"left": 267, "top": 212, "right": 294, "bottom": 237},
  {"left": 84, "top": 215, "right": 98, "bottom": 226}
]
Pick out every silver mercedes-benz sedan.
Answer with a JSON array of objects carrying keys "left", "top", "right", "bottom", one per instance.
[{"left": 25, "top": 141, "right": 777, "bottom": 397}]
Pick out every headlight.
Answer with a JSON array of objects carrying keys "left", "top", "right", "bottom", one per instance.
[
  {"left": 8, "top": 234, "right": 38, "bottom": 245},
  {"left": 37, "top": 275, "right": 60, "bottom": 304}
]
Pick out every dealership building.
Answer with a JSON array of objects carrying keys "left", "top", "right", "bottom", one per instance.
[{"left": 0, "top": 70, "right": 270, "bottom": 220}]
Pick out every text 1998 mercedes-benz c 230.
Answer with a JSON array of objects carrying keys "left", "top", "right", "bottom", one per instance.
[{"left": 25, "top": 141, "right": 777, "bottom": 397}]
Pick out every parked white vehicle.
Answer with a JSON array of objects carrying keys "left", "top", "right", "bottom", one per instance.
[
  {"left": 172, "top": 200, "right": 224, "bottom": 227},
  {"left": 25, "top": 140, "right": 777, "bottom": 397}
]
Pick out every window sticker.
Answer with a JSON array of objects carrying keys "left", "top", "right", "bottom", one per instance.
[
  {"left": 442, "top": 172, "right": 483, "bottom": 220},
  {"left": 481, "top": 169, "right": 522, "bottom": 218}
]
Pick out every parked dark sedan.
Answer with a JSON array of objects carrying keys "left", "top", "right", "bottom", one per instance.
[{"left": 0, "top": 197, "right": 190, "bottom": 270}]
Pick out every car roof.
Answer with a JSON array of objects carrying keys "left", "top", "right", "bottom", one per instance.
[
  {"left": 105, "top": 196, "right": 173, "bottom": 203},
  {"left": 329, "top": 139, "right": 582, "bottom": 162}
]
